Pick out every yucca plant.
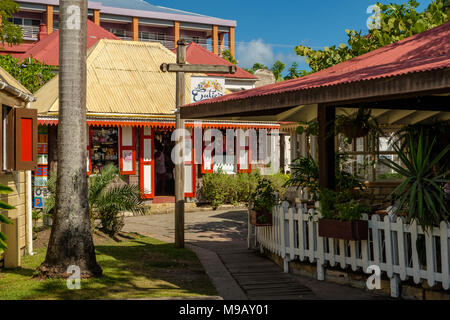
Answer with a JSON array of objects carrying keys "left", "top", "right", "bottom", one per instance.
[
  {"left": 0, "top": 184, "right": 15, "bottom": 251},
  {"left": 380, "top": 129, "right": 450, "bottom": 231},
  {"left": 46, "top": 165, "right": 148, "bottom": 236}
]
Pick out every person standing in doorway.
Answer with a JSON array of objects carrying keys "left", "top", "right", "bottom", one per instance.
[{"left": 156, "top": 148, "right": 167, "bottom": 195}]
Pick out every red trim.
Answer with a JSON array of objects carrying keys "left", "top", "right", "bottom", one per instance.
[
  {"left": 184, "top": 133, "right": 196, "bottom": 198},
  {"left": 237, "top": 129, "right": 251, "bottom": 173},
  {"left": 119, "top": 126, "right": 136, "bottom": 175},
  {"left": 87, "top": 127, "right": 92, "bottom": 176},
  {"left": 139, "top": 127, "right": 155, "bottom": 199}
]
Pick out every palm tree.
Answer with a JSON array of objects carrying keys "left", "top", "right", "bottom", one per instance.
[
  {"left": 38, "top": 0, "right": 101, "bottom": 278},
  {"left": 45, "top": 165, "right": 147, "bottom": 236}
]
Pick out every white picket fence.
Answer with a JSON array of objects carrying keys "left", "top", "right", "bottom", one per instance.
[{"left": 254, "top": 201, "right": 450, "bottom": 297}]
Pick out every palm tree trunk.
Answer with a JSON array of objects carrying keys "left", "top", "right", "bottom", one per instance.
[{"left": 37, "top": 0, "right": 101, "bottom": 278}]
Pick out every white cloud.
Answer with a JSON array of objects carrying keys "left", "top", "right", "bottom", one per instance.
[
  {"left": 236, "top": 39, "right": 308, "bottom": 73},
  {"left": 236, "top": 39, "right": 274, "bottom": 69}
]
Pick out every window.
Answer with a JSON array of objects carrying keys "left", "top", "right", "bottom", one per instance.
[{"left": 0, "top": 106, "right": 38, "bottom": 172}]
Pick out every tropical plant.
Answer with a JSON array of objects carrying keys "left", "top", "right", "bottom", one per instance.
[
  {"left": 221, "top": 49, "right": 237, "bottom": 65},
  {"left": 0, "top": 184, "right": 15, "bottom": 251},
  {"left": 0, "top": 0, "right": 23, "bottom": 46},
  {"left": 249, "top": 177, "right": 277, "bottom": 219},
  {"left": 295, "top": 0, "right": 449, "bottom": 73},
  {"left": 296, "top": 120, "right": 318, "bottom": 137},
  {"left": 243, "top": 62, "right": 269, "bottom": 74},
  {"left": 335, "top": 108, "right": 380, "bottom": 143},
  {"left": 284, "top": 156, "right": 320, "bottom": 199},
  {"left": 270, "top": 60, "right": 286, "bottom": 82},
  {"left": 318, "top": 188, "right": 369, "bottom": 221},
  {"left": 380, "top": 129, "right": 450, "bottom": 230},
  {"left": 0, "top": 55, "right": 57, "bottom": 93}
]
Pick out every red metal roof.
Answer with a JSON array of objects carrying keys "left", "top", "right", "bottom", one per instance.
[
  {"left": 20, "top": 20, "right": 119, "bottom": 66},
  {"left": 183, "top": 42, "right": 257, "bottom": 80},
  {"left": 0, "top": 42, "right": 36, "bottom": 58},
  {"left": 185, "top": 21, "right": 450, "bottom": 108}
]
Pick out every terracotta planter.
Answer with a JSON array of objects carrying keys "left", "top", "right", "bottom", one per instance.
[
  {"left": 249, "top": 209, "right": 272, "bottom": 226},
  {"left": 318, "top": 218, "right": 368, "bottom": 241}
]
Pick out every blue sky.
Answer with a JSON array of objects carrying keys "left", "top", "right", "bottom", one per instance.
[{"left": 156, "top": 0, "right": 432, "bottom": 71}]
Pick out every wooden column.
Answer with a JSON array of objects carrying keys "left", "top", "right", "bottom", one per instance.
[
  {"left": 93, "top": 9, "right": 100, "bottom": 26},
  {"left": 175, "top": 40, "right": 186, "bottom": 248},
  {"left": 290, "top": 129, "right": 298, "bottom": 161},
  {"left": 132, "top": 17, "right": 139, "bottom": 41},
  {"left": 212, "top": 25, "right": 219, "bottom": 55},
  {"left": 219, "top": 32, "right": 225, "bottom": 54},
  {"left": 229, "top": 27, "right": 235, "bottom": 58},
  {"left": 46, "top": 5, "right": 53, "bottom": 34},
  {"left": 174, "top": 21, "right": 180, "bottom": 48},
  {"left": 318, "top": 104, "right": 336, "bottom": 190},
  {"left": 280, "top": 133, "right": 285, "bottom": 173}
]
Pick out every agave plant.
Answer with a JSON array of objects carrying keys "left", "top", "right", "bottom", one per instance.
[
  {"left": 380, "top": 129, "right": 450, "bottom": 231},
  {"left": 0, "top": 184, "right": 15, "bottom": 251},
  {"left": 45, "top": 164, "right": 148, "bottom": 236}
]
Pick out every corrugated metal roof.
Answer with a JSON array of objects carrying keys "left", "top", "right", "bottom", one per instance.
[
  {"left": 32, "top": 39, "right": 198, "bottom": 116},
  {"left": 184, "top": 21, "right": 450, "bottom": 108}
]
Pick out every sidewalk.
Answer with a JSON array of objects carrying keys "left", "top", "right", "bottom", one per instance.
[{"left": 123, "top": 209, "right": 386, "bottom": 300}]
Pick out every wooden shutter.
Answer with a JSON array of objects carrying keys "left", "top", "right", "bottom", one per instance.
[
  {"left": 184, "top": 132, "right": 196, "bottom": 198},
  {"left": 139, "top": 127, "right": 154, "bottom": 199},
  {"left": 119, "top": 126, "right": 136, "bottom": 175},
  {"left": 14, "top": 108, "right": 37, "bottom": 171}
]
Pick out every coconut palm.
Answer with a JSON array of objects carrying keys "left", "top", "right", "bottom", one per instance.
[
  {"left": 0, "top": 184, "right": 15, "bottom": 251},
  {"left": 38, "top": 0, "right": 101, "bottom": 278}
]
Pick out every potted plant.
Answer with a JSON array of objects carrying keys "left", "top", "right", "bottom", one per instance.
[
  {"left": 317, "top": 188, "right": 369, "bottom": 240},
  {"left": 335, "top": 107, "right": 379, "bottom": 143},
  {"left": 249, "top": 178, "right": 277, "bottom": 226}
]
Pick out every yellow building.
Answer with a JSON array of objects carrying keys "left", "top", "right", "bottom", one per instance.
[{"left": 0, "top": 67, "right": 37, "bottom": 268}]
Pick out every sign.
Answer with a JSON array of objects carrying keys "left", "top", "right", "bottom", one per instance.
[
  {"left": 190, "top": 77, "right": 225, "bottom": 103},
  {"left": 35, "top": 165, "right": 48, "bottom": 177},
  {"left": 34, "top": 176, "right": 48, "bottom": 187}
]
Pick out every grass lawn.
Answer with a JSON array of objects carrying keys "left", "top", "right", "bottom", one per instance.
[{"left": 0, "top": 235, "right": 217, "bottom": 300}]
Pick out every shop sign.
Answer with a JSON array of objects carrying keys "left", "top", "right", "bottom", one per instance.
[{"left": 191, "top": 77, "right": 225, "bottom": 103}]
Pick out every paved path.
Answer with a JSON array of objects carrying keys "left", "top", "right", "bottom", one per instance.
[{"left": 123, "top": 209, "right": 385, "bottom": 300}]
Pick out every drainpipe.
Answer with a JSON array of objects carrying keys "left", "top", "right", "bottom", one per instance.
[{"left": 26, "top": 102, "right": 35, "bottom": 255}]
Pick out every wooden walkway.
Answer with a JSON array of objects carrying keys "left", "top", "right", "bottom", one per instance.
[{"left": 212, "top": 242, "right": 315, "bottom": 300}]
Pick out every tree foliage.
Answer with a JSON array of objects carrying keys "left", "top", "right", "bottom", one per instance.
[
  {"left": 270, "top": 60, "right": 286, "bottom": 82},
  {"left": 0, "top": 55, "right": 57, "bottom": 93},
  {"left": 243, "top": 62, "right": 269, "bottom": 75},
  {"left": 221, "top": 49, "right": 237, "bottom": 65},
  {"left": 295, "top": 0, "right": 449, "bottom": 73},
  {"left": 0, "top": 0, "right": 23, "bottom": 46}
]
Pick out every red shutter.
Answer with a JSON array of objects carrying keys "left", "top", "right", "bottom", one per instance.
[
  {"left": 14, "top": 108, "right": 37, "bottom": 171},
  {"left": 237, "top": 129, "right": 251, "bottom": 173},
  {"left": 184, "top": 133, "right": 196, "bottom": 198},
  {"left": 139, "top": 127, "right": 154, "bottom": 199},
  {"left": 119, "top": 126, "right": 136, "bottom": 175}
]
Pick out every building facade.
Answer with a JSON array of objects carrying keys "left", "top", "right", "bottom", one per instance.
[{"left": 12, "top": 0, "right": 236, "bottom": 56}]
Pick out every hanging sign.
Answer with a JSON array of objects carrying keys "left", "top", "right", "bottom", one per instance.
[{"left": 190, "top": 77, "right": 225, "bottom": 103}]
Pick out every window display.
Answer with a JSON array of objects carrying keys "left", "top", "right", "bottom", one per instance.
[{"left": 90, "top": 127, "right": 118, "bottom": 174}]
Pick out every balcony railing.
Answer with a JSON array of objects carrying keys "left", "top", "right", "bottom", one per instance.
[{"left": 21, "top": 25, "right": 40, "bottom": 40}]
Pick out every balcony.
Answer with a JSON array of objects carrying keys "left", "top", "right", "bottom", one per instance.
[{"left": 20, "top": 25, "right": 40, "bottom": 40}]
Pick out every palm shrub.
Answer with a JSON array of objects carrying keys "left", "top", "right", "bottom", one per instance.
[
  {"left": 380, "top": 129, "right": 450, "bottom": 231},
  {"left": 0, "top": 184, "right": 15, "bottom": 251},
  {"left": 45, "top": 165, "right": 147, "bottom": 236}
]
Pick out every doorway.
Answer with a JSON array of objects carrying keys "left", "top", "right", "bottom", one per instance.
[{"left": 154, "top": 130, "right": 175, "bottom": 196}]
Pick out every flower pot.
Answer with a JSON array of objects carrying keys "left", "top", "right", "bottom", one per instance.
[
  {"left": 318, "top": 218, "right": 368, "bottom": 241},
  {"left": 341, "top": 126, "right": 369, "bottom": 139},
  {"left": 249, "top": 209, "right": 272, "bottom": 226}
]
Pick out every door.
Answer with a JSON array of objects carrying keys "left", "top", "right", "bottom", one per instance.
[{"left": 140, "top": 127, "right": 154, "bottom": 199}]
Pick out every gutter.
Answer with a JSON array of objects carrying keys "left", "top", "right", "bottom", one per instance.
[{"left": 0, "top": 81, "right": 35, "bottom": 102}]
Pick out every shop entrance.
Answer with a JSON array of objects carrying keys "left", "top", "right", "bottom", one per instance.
[
  {"left": 90, "top": 126, "right": 119, "bottom": 174},
  {"left": 154, "top": 130, "right": 175, "bottom": 196}
]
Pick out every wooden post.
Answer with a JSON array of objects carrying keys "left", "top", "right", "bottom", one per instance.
[
  {"left": 318, "top": 104, "right": 336, "bottom": 190},
  {"left": 212, "top": 25, "right": 219, "bottom": 55},
  {"left": 280, "top": 133, "right": 285, "bottom": 173},
  {"left": 175, "top": 39, "right": 186, "bottom": 248},
  {"left": 229, "top": 27, "right": 235, "bottom": 59},
  {"left": 93, "top": 9, "right": 100, "bottom": 26},
  {"left": 174, "top": 21, "right": 180, "bottom": 48}
]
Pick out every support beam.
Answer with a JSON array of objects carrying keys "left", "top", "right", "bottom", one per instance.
[
  {"left": 46, "top": 5, "right": 53, "bottom": 34},
  {"left": 219, "top": 32, "right": 225, "bottom": 54},
  {"left": 318, "top": 104, "right": 336, "bottom": 190},
  {"left": 229, "top": 27, "right": 235, "bottom": 59},
  {"left": 290, "top": 129, "right": 298, "bottom": 161},
  {"left": 212, "top": 25, "right": 219, "bottom": 55},
  {"left": 174, "top": 21, "right": 180, "bottom": 48},
  {"left": 132, "top": 17, "right": 139, "bottom": 41},
  {"left": 93, "top": 9, "right": 100, "bottom": 26}
]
